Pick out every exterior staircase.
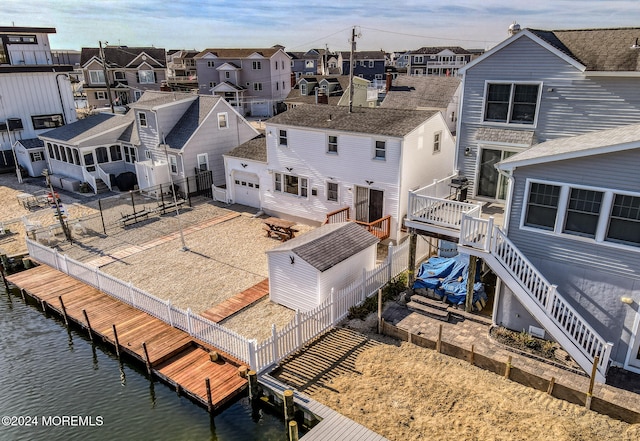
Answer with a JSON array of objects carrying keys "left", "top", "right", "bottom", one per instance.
[
  {"left": 92, "top": 178, "right": 110, "bottom": 194},
  {"left": 457, "top": 215, "right": 613, "bottom": 382}
]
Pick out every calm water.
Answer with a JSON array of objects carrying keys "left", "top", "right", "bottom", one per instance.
[{"left": 0, "top": 286, "right": 294, "bottom": 441}]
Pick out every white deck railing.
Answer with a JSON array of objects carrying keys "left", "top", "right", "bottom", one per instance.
[
  {"left": 458, "top": 216, "right": 613, "bottom": 378},
  {"left": 26, "top": 234, "right": 425, "bottom": 373},
  {"left": 408, "top": 194, "right": 481, "bottom": 230},
  {"left": 96, "top": 165, "right": 112, "bottom": 191}
]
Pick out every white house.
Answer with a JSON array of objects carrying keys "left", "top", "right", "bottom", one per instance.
[
  {"left": 266, "top": 222, "right": 379, "bottom": 312},
  {"left": 224, "top": 104, "right": 456, "bottom": 242}
]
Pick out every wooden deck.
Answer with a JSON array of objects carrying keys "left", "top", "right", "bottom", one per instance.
[
  {"left": 6, "top": 265, "right": 248, "bottom": 411},
  {"left": 201, "top": 278, "right": 269, "bottom": 323}
]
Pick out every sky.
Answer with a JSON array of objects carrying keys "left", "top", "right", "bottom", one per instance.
[{"left": 4, "top": 0, "right": 640, "bottom": 52}]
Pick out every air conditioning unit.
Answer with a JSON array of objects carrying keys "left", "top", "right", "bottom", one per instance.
[{"left": 0, "top": 121, "right": 6, "bottom": 131}]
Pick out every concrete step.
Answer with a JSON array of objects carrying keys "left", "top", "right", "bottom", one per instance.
[
  {"left": 407, "top": 300, "right": 450, "bottom": 322},
  {"left": 410, "top": 293, "right": 449, "bottom": 311}
]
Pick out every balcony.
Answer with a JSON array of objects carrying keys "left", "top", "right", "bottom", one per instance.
[{"left": 324, "top": 207, "right": 391, "bottom": 241}]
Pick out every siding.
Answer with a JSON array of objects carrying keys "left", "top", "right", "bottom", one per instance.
[
  {"left": 269, "top": 251, "right": 319, "bottom": 312},
  {"left": 458, "top": 35, "right": 640, "bottom": 195},
  {"left": 318, "top": 246, "right": 377, "bottom": 304}
]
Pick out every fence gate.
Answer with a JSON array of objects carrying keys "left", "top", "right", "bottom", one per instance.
[{"left": 193, "top": 169, "right": 213, "bottom": 198}]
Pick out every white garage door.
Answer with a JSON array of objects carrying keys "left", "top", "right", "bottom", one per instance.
[
  {"left": 233, "top": 171, "right": 260, "bottom": 207},
  {"left": 251, "top": 101, "right": 270, "bottom": 117}
]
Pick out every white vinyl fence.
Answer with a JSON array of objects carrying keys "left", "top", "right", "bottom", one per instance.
[{"left": 26, "top": 235, "right": 427, "bottom": 373}]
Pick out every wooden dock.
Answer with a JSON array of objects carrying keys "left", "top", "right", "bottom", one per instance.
[
  {"left": 201, "top": 278, "right": 269, "bottom": 323},
  {"left": 6, "top": 264, "right": 248, "bottom": 411}
]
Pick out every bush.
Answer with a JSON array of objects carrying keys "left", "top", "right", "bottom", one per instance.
[{"left": 347, "top": 272, "right": 408, "bottom": 320}]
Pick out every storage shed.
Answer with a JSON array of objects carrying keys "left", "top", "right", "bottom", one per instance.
[
  {"left": 266, "top": 222, "right": 379, "bottom": 312},
  {"left": 14, "top": 138, "right": 46, "bottom": 177}
]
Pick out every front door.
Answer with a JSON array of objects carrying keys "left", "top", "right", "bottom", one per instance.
[
  {"left": 477, "top": 149, "right": 517, "bottom": 200},
  {"left": 355, "top": 186, "right": 384, "bottom": 223}
]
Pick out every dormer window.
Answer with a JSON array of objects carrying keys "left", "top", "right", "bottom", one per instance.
[{"left": 138, "top": 112, "right": 147, "bottom": 127}]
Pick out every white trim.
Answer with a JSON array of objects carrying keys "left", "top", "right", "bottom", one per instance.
[
  {"left": 217, "top": 112, "right": 228, "bottom": 129},
  {"left": 624, "top": 308, "right": 640, "bottom": 373}
]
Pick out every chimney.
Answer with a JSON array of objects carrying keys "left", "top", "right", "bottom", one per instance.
[
  {"left": 385, "top": 72, "right": 392, "bottom": 92},
  {"left": 316, "top": 89, "right": 328, "bottom": 105}
]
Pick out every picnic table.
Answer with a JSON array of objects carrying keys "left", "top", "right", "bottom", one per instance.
[{"left": 263, "top": 217, "right": 298, "bottom": 241}]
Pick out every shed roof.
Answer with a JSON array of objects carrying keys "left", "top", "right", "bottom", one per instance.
[
  {"left": 268, "top": 222, "right": 379, "bottom": 272},
  {"left": 267, "top": 104, "right": 438, "bottom": 138},
  {"left": 17, "top": 138, "right": 44, "bottom": 150}
]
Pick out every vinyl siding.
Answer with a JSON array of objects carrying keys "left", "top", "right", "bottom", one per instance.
[
  {"left": 268, "top": 251, "right": 319, "bottom": 312},
  {"left": 458, "top": 35, "right": 640, "bottom": 195},
  {"left": 317, "top": 245, "right": 377, "bottom": 304}
]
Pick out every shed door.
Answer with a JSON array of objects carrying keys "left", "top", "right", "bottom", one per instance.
[{"left": 233, "top": 171, "right": 260, "bottom": 207}]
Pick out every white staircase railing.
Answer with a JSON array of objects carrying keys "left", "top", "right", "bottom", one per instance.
[
  {"left": 460, "top": 214, "right": 613, "bottom": 382},
  {"left": 81, "top": 168, "right": 98, "bottom": 195},
  {"left": 96, "top": 164, "right": 112, "bottom": 191}
]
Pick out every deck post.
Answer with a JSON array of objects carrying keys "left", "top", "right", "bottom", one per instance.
[
  {"left": 465, "top": 255, "right": 478, "bottom": 312},
  {"left": 58, "top": 296, "right": 69, "bottom": 326},
  {"left": 329, "top": 288, "right": 336, "bottom": 325},
  {"left": 283, "top": 389, "right": 295, "bottom": 422},
  {"left": 294, "top": 311, "right": 301, "bottom": 349},
  {"left": 407, "top": 230, "right": 417, "bottom": 290},
  {"left": 361, "top": 267, "right": 367, "bottom": 302},
  {"left": 585, "top": 356, "right": 599, "bottom": 410},
  {"left": 82, "top": 309, "right": 93, "bottom": 342},
  {"left": 248, "top": 339, "right": 258, "bottom": 372},
  {"left": 142, "top": 341, "right": 152, "bottom": 375},
  {"left": 166, "top": 300, "right": 173, "bottom": 327},
  {"left": 112, "top": 324, "right": 120, "bottom": 358},
  {"left": 187, "top": 308, "right": 193, "bottom": 336},
  {"left": 205, "top": 377, "right": 213, "bottom": 412},
  {"left": 288, "top": 420, "right": 299, "bottom": 441}
]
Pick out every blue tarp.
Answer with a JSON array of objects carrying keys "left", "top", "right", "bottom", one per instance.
[{"left": 413, "top": 254, "right": 488, "bottom": 309}]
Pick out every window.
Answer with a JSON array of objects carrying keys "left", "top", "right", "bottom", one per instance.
[
  {"left": 209, "top": 82, "right": 216, "bottom": 88},
  {"left": 197, "top": 153, "right": 208, "bottom": 171},
  {"left": 607, "top": 195, "right": 640, "bottom": 246},
  {"left": 274, "top": 172, "right": 308, "bottom": 197},
  {"left": 138, "top": 70, "right": 155, "bottom": 84},
  {"left": 375, "top": 74, "right": 383, "bottom": 80},
  {"left": 32, "top": 114, "right": 63, "bottom": 130},
  {"left": 47, "top": 143, "right": 53, "bottom": 158},
  {"left": 252, "top": 61, "right": 262, "bottom": 70},
  {"left": 65, "top": 146, "right": 72, "bottom": 163},
  {"left": 30, "top": 151, "right": 43, "bottom": 162},
  {"left": 253, "top": 82, "right": 263, "bottom": 91},
  {"left": 109, "top": 144, "right": 123, "bottom": 161},
  {"left": 138, "top": 112, "right": 147, "bottom": 127},
  {"left": 374, "top": 140, "right": 386, "bottom": 159},
  {"left": 327, "top": 135, "right": 338, "bottom": 153},
  {"left": 114, "top": 71, "right": 126, "bottom": 81},
  {"left": 275, "top": 60, "right": 278, "bottom": 70},
  {"left": 53, "top": 144, "right": 60, "bottom": 160},
  {"left": 72, "top": 148, "right": 80, "bottom": 165},
  {"left": 207, "top": 61, "right": 215, "bottom": 68},
  {"left": 276, "top": 82, "right": 279, "bottom": 91},
  {"left": 327, "top": 182, "right": 338, "bottom": 202},
  {"left": 563, "top": 188, "right": 603, "bottom": 238},
  {"left": 278, "top": 130, "right": 287, "bottom": 146},
  {"left": 145, "top": 150, "right": 152, "bottom": 159},
  {"left": 525, "top": 183, "right": 560, "bottom": 230},
  {"left": 89, "top": 70, "right": 105, "bottom": 84},
  {"left": 484, "top": 83, "right": 540, "bottom": 124},
  {"left": 124, "top": 146, "right": 137, "bottom": 163},
  {"left": 168, "top": 155, "right": 178, "bottom": 174},
  {"left": 300, "top": 83, "right": 307, "bottom": 95},
  {"left": 134, "top": 90, "right": 143, "bottom": 101},
  {"left": 217, "top": 112, "right": 228, "bottom": 129},
  {"left": 83, "top": 152, "right": 95, "bottom": 171},
  {"left": 305, "top": 60, "right": 314, "bottom": 69},
  {"left": 368, "top": 60, "right": 374, "bottom": 68},
  {"left": 8, "top": 35, "right": 36, "bottom": 43},
  {"left": 95, "top": 91, "right": 107, "bottom": 100},
  {"left": 433, "top": 132, "right": 441, "bottom": 153},
  {"left": 414, "top": 56, "right": 423, "bottom": 63}
]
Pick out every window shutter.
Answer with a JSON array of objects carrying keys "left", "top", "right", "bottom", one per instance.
[
  {"left": 135, "top": 72, "right": 139, "bottom": 83},
  {"left": 153, "top": 71, "right": 157, "bottom": 83}
]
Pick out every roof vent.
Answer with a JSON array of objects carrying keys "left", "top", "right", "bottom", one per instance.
[{"left": 508, "top": 21, "right": 521, "bottom": 36}]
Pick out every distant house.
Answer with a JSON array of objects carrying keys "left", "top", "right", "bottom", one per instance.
[
  {"left": 380, "top": 75, "right": 462, "bottom": 133},
  {"left": 283, "top": 75, "right": 375, "bottom": 110},
  {"left": 338, "top": 50, "right": 387, "bottom": 85},
  {"left": 165, "top": 49, "right": 199, "bottom": 92},
  {"left": 267, "top": 222, "right": 379, "bottom": 312},
  {"left": 194, "top": 47, "right": 292, "bottom": 117},
  {"left": 80, "top": 45, "right": 167, "bottom": 108},
  {"left": 288, "top": 49, "right": 322, "bottom": 79},
  {"left": 38, "top": 91, "right": 258, "bottom": 194},
  {"left": 406, "top": 46, "right": 473, "bottom": 77},
  {"left": 224, "top": 104, "right": 456, "bottom": 242},
  {"left": 0, "top": 26, "right": 77, "bottom": 171}
]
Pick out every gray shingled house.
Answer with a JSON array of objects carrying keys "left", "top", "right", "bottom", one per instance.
[{"left": 266, "top": 222, "right": 379, "bottom": 312}]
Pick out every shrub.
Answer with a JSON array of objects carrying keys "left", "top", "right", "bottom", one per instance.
[{"left": 347, "top": 272, "right": 408, "bottom": 320}]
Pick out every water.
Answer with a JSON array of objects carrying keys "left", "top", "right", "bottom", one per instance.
[{"left": 0, "top": 286, "right": 295, "bottom": 441}]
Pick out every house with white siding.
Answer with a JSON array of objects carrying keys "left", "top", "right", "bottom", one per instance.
[
  {"left": 223, "top": 104, "right": 456, "bottom": 242},
  {"left": 267, "top": 221, "right": 379, "bottom": 312},
  {"left": 0, "top": 26, "right": 77, "bottom": 173},
  {"left": 38, "top": 91, "right": 258, "bottom": 193},
  {"left": 404, "top": 27, "right": 640, "bottom": 381}
]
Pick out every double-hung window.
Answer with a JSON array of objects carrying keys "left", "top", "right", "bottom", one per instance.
[
  {"left": 524, "top": 182, "right": 560, "bottom": 230},
  {"left": 433, "top": 132, "right": 441, "bottom": 153},
  {"left": 484, "top": 83, "right": 540, "bottom": 124},
  {"left": 327, "top": 135, "right": 338, "bottom": 154},
  {"left": 274, "top": 172, "right": 307, "bottom": 197},
  {"left": 278, "top": 130, "right": 288, "bottom": 146},
  {"left": 253, "top": 82, "right": 263, "bottom": 91},
  {"left": 217, "top": 112, "right": 228, "bottom": 129},
  {"left": 124, "top": 146, "right": 137, "bottom": 163},
  {"left": 327, "top": 182, "right": 338, "bottom": 202},
  {"left": 607, "top": 195, "right": 640, "bottom": 246},
  {"left": 564, "top": 188, "right": 603, "bottom": 238},
  {"left": 252, "top": 61, "right": 262, "bottom": 70},
  {"left": 89, "top": 70, "right": 105, "bottom": 84},
  {"left": 138, "top": 112, "right": 147, "bottom": 127},
  {"left": 374, "top": 140, "right": 386, "bottom": 159},
  {"left": 168, "top": 155, "right": 178, "bottom": 174},
  {"left": 138, "top": 70, "right": 155, "bottom": 84}
]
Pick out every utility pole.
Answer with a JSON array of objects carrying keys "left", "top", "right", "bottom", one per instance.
[
  {"left": 348, "top": 26, "right": 359, "bottom": 113},
  {"left": 99, "top": 41, "right": 114, "bottom": 113}
]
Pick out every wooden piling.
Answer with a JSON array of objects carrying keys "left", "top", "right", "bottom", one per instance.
[
  {"left": 82, "top": 309, "right": 93, "bottom": 342},
  {"left": 585, "top": 356, "right": 599, "bottom": 410},
  {"left": 112, "top": 324, "right": 120, "bottom": 358},
  {"left": 436, "top": 324, "right": 443, "bottom": 353},
  {"left": 248, "top": 370, "right": 258, "bottom": 400},
  {"left": 0, "top": 260, "right": 10, "bottom": 291},
  {"left": 547, "top": 377, "right": 556, "bottom": 395},
  {"left": 288, "top": 420, "right": 299, "bottom": 441},
  {"left": 58, "top": 296, "right": 69, "bottom": 326},
  {"left": 205, "top": 378, "right": 213, "bottom": 412},
  {"left": 238, "top": 365, "right": 248, "bottom": 378},
  {"left": 142, "top": 341, "right": 152, "bottom": 375},
  {"left": 504, "top": 356, "right": 512, "bottom": 379},
  {"left": 283, "top": 389, "right": 295, "bottom": 422}
]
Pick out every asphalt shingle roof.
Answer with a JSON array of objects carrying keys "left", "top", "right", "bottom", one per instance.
[
  {"left": 225, "top": 135, "right": 267, "bottom": 162},
  {"left": 39, "top": 113, "right": 133, "bottom": 144},
  {"left": 267, "top": 105, "right": 438, "bottom": 137},
  {"left": 80, "top": 46, "right": 166, "bottom": 67},
  {"left": 340, "top": 51, "right": 386, "bottom": 60},
  {"left": 498, "top": 122, "right": 640, "bottom": 169},
  {"left": 130, "top": 91, "right": 197, "bottom": 109},
  {"left": 269, "top": 222, "right": 379, "bottom": 272},
  {"left": 529, "top": 27, "right": 640, "bottom": 71},
  {"left": 380, "top": 76, "right": 460, "bottom": 110},
  {"left": 411, "top": 46, "right": 472, "bottom": 55},
  {"left": 475, "top": 127, "right": 537, "bottom": 146},
  {"left": 165, "top": 96, "right": 221, "bottom": 149},
  {"left": 195, "top": 48, "right": 284, "bottom": 59}
]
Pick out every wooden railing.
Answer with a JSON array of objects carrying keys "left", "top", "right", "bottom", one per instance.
[{"left": 325, "top": 207, "right": 391, "bottom": 240}]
